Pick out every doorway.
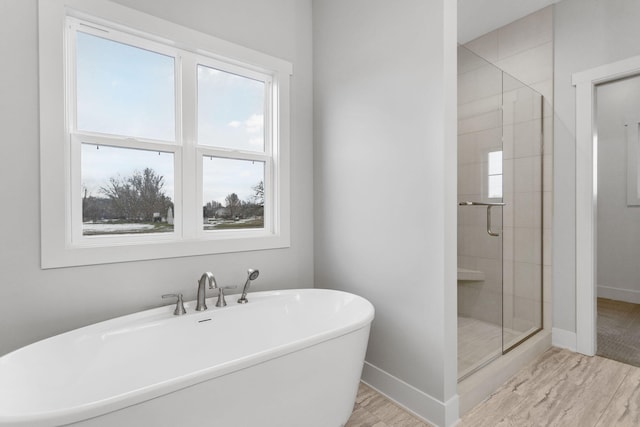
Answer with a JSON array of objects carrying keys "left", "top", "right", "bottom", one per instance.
[
  {"left": 595, "top": 74, "right": 640, "bottom": 366},
  {"left": 574, "top": 54, "right": 640, "bottom": 357}
]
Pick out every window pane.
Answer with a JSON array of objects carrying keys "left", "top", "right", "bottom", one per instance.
[
  {"left": 76, "top": 32, "right": 175, "bottom": 141},
  {"left": 81, "top": 144, "right": 175, "bottom": 235},
  {"left": 488, "top": 175, "right": 503, "bottom": 199},
  {"left": 202, "top": 157, "right": 264, "bottom": 230},
  {"left": 198, "top": 65, "right": 265, "bottom": 151},
  {"left": 488, "top": 150, "right": 503, "bottom": 175}
]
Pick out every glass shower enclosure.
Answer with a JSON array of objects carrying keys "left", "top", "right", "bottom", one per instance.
[{"left": 457, "top": 46, "right": 543, "bottom": 380}]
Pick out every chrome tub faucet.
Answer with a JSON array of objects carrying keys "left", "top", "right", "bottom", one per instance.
[
  {"left": 196, "top": 272, "right": 217, "bottom": 311},
  {"left": 162, "top": 293, "right": 187, "bottom": 315}
]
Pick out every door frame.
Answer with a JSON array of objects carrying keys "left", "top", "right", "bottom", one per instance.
[{"left": 573, "top": 54, "right": 640, "bottom": 356}]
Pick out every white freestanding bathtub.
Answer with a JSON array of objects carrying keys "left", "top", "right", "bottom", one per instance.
[{"left": 0, "top": 288, "right": 374, "bottom": 427}]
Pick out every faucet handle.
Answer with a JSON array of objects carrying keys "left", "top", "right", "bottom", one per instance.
[
  {"left": 215, "top": 286, "right": 237, "bottom": 307},
  {"left": 162, "top": 293, "right": 187, "bottom": 316}
]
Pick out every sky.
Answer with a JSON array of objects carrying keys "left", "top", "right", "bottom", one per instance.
[{"left": 77, "top": 30, "right": 265, "bottom": 206}]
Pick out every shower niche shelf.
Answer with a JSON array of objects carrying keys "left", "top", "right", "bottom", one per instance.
[{"left": 457, "top": 268, "right": 485, "bottom": 282}]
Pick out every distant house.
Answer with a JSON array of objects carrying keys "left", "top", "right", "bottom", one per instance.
[{"left": 167, "top": 207, "right": 174, "bottom": 225}]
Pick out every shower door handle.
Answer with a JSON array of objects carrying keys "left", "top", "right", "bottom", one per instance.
[
  {"left": 486, "top": 205, "right": 500, "bottom": 237},
  {"left": 458, "top": 201, "right": 505, "bottom": 237}
]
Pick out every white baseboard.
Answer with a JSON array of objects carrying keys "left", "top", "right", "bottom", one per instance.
[
  {"left": 552, "top": 327, "right": 577, "bottom": 351},
  {"left": 361, "top": 362, "right": 459, "bottom": 427},
  {"left": 598, "top": 285, "right": 640, "bottom": 304}
]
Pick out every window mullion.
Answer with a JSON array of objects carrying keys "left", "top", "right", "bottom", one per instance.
[{"left": 181, "top": 52, "right": 198, "bottom": 240}]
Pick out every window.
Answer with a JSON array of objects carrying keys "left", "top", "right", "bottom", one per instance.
[
  {"left": 488, "top": 150, "right": 503, "bottom": 199},
  {"left": 39, "top": 0, "right": 292, "bottom": 268},
  {"left": 626, "top": 119, "right": 640, "bottom": 206}
]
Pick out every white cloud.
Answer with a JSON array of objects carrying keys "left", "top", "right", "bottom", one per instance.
[
  {"left": 244, "top": 114, "right": 263, "bottom": 134},
  {"left": 228, "top": 120, "right": 242, "bottom": 128}
]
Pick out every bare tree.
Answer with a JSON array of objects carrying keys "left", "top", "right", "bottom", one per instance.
[
  {"left": 225, "top": 193, "right": 241, "bottom": 219},
  {"left": 100, "top": 168, "right": 172, "bottom": 221},
  {"left": 252, "top": 180, "right": 264, "bottom": 206}
]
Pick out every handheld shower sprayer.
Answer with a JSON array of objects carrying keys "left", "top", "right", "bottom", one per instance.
[{"left": 237, "top": 269, "right": 259, "bottom": 304}]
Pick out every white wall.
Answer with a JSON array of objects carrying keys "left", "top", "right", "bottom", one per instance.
[
  {"left": 596, "top": 76, "right": 640, "bottom": 303},
  {"left": 0, "top": 0, "right": 313, "bottom": 356},
  {"left": 313, "top": 1, "right": 458, "bottom": 425},
  {"left": 553, "top": 0, "right": 640, "bottom": 335}
]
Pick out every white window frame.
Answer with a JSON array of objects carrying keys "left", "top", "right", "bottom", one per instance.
[
  {"left": 625, "top": 116, "right": 640, "bottom": 206},
  {"left": 39, "top": 0, "right": 292, "bottom": 268}
]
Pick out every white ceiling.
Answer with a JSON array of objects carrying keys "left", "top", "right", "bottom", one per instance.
[{"left": 458, "top": 0, "right": 560, "bottom": 44}]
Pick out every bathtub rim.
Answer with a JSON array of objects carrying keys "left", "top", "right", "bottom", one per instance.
[{"left": 0, "top": 288, "right": 374, "bottom": 427}]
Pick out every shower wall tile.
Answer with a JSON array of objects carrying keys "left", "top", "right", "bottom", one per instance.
[
  {"left": 514, "top": 227, "right": 542, "bottom": 265},
  {"left": 459, "top": 109, "right": 501, "bottom": 134},
  {"left": 503, "top": 226, "right": 514, "bottom": 262},
  {"left": 476, "top": 129, "right": 503, "bottom": 159},
  {"left": 544, "top": 300, "right": 552, "bottom": 330},
  {"left": 458, "top": 46, "right": 491, "bottom": 75},
  {"left": 514, "top": 191, "right": 542, "bottom": 228},
  {"left": 458, "top": 66, "right": 503, "bottom": 105},
  {"left": 497, "top": 5, "right": 553, "bottom": 60},
  {"left": 477, "top": 257, "right": 502, "bottom": 288},
  {"left": 503, "top": 159, "right": 514, "bottom": 193},
  {"left": 514, "top": 262, "right": 542, "bottom": 300},
  {"left": 503, "top": 87, "right": 543, "bottom": 125},
  {"left": 513, "top": 157, "right": 536, "bottom": 192},
  {"left": 458, "top": 133, "right": 477, "bottom": 165},
  {"left": 513, "top": 120, "right": 543, "bottom": 158},
  {"left": 543, "top": 191, "right": 553, "bottom": 229},
  {"left": 460, "top": 205, "right": 483, "bottom": 227},
  {"left": 464, "top": 31, "right": 499, "bottom": 64},
  {"left": 543, "top": 154, "right": 553, "bottom": 192},
  {"left": 513, "top": 295, "right": 542, "bottom": 330},
  {"left": 544, "top": 266, "right": 552, "bottom": 304},
  {"left": 459, "top": 284, "right": 502, "bottom": 325},
  {"left": 531, "top": 80, "right": 554, "bottom": 105},
  {"left": 543, "top": 228, "right": 552, "bottom": 266},
  {"left": 459, "top": 95, "right": 502, "bottom": 121},
  {"left": 458, "top": 163, "right": 482, "bottom": 195},
  {"left": 502, "top": 126, "right": 515, "bottom": 160},
  {"left": 496, "top": 42, "right": 553, "bottom": 93},
  {"left": 503, "top": 259, "right": 514, "bottom": 292},
  {"left": 464, "top": 7, "right": 554, "bottom": 104},
  {"left": 459, "top": 256, "right": 478, "bottom": 271},
  {"left": 503, "top": 199, "right": 514, "bottom": 227}
]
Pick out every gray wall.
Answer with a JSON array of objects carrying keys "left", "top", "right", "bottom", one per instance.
[
  {"left": 554, "top": 0, "right": 640, "bottom": 333},
  {"left": 313, "top": 0, "right": 458, "bottom": 425},
  {"left": 0, "top": 0, "right": 313, "bottom": 356}
]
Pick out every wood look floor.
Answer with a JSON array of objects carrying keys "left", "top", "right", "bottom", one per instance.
[
  {"left": 347, "top": 347, "right": 640, "bottom": 426},
  {"left": 345, "top": 383, "right": 432, "bottom": 427}
]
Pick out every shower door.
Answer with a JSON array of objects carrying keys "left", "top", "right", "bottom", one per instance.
[
  {"left": 457, "top": 46, "right": 505, "bottom": 379},
  {"left": 457, "top": 46, "right": 543, "bottom": 380},
  {"left": 501, "top": 73, "right": 543, "bottom": 353}
]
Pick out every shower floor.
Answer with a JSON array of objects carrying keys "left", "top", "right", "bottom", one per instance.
[{"left": 458, "top": 316, "right": 523, "bottom": 379}]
